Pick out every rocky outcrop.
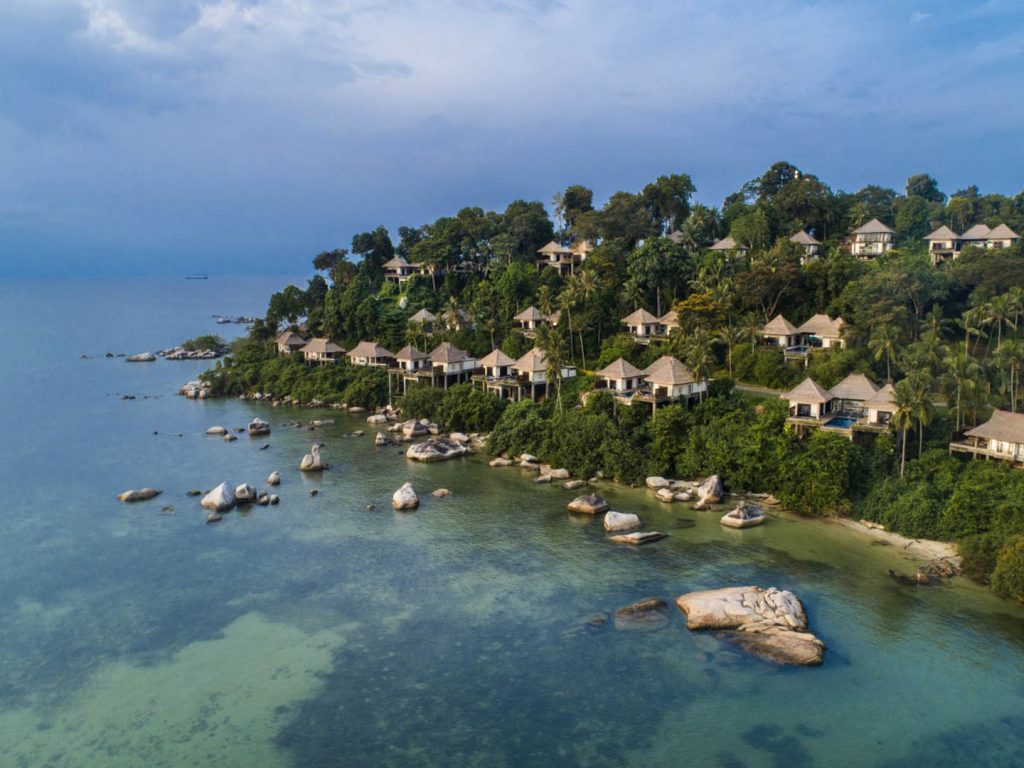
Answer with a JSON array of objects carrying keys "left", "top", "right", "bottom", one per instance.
[
  {"left": 563, "top": 479, "right": 586, "bottom": 490},
  {"left": 567, "top": 494, "right": 609, "bottom": 515},
  {"left": 117, "top": 488, "right": 161, "bottom": 503},
  {"left": 402, "top": 419, "right": 428, "bottom": 438},
  {"left": 603, "top": 510, "right": 641, "bottom": 532},
  {"left": 693, "top": 475, "right": 724, "bottom": 509},
  {"left": 675, "top": 586, "right": 824, "bottom": 666},
  {"left": 449, "top": 432, "right": 470, "bottom": 444},
  {"left": 391, "top": 482, "right": 420, "bottom": 510},
  {"left": 543, "top": 467, "right": 570, "bottom": 480},
  {"left": 234, "top": 483, "right": 257, "bottom": 504},
  {"left": 656, "top": 488, "right": 675, "bottom": 502},
  {"left": 267, "top": 471, "right": 281, "bottom": 486},
  {"left": 201, "top": 482, "right": 236, "bottom": 512},
  {"left": 406, "top": 438, "right": 468, "bottom": 462},
  {"left": 126, "top": 352, "right": 156, "bottom": 362},
  {"left": 432, "top": 488, "right": 452, "bottom": 498},
  {"left": 646, "top": 476, "right": 670, "bottom": 490},
  {"left": 489, "top": 457, "right": 513, "bottom": 467},
  {"left": 300, "top": 444, "right": 325, "bottom": 471},
  {"left": 613, "top": 597, "right": 669, "bottom": 632},
  {"left": 247, "top": 418, "right": 271, "bottom": 436},
  {"left": 608, "top": 531, "right": 667, "bottom": 545},
  {"left": 206, "top": 426, "right": 228, "bottom": 436},
  {"left": 374, "top": 432, "right": 391, "bottom": 447}
]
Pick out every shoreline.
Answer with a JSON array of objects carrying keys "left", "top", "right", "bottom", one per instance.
[{"left": 826, "top": 516, "right": 958, "bottom": 561}]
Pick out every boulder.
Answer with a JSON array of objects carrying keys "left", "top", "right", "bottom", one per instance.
[
  {"left": 234, "top": 483, "right": 257, "bottom": 503},
  {"left": 613, "top": 597, "right": 669, "bottom": 632},
  {"left": 402, "top": 419, "right": 428, "bottom": 438},
  {"left": 432, "top": 488, "right": 452, "bottom": 498},
  {"left": 520, "top": 460, "right": 540, "bottom": 470},
  {"left": 675, "top": 586, "right": 823, "bottom": 666},
  {"left": 117, "top": 488, "right": 161, "bottom": 503},
  {"left": 223, "top": 434, "right": 237, "bottom": 442},
  {"left": 646, "top": 476, "right": 670, "bottom": 490},
  {"left": 406, "top": 438, "right": 468, "bottom": 463},
  {"left": 391, "top": 482, "right": 420, "bottom": 510},
  {"left": 366, "top": 413, "right": 387, "bottom": 424},
  {"left": 267, "top": 471, "right": 281, "bottom": 486},
  {"left": 546, "top": 468, "right": 570, "bottom": 480},
  {"left": 674, "top": 492, "right": 693, "bottom": 502},
  {"left": 269, "top": 494, "right": 280, "bottom": 505},
  {"left": 186, "top": 489, "right": 202, "bottom": 496},
  {"left": 603, "top": 510, "right": 641, "bottom": 532},
  {"left": 567, "top": 494, "right": 609, "bottom": 515},
  {"left": 520, "top": 453, "right": 538, "bottom": 463},
  {"left": 126, "top": 352, "right": 156, "bottom": 362},
  {"left": 563, "top": 480, "right": 586, "bottom": 491},
  {"left": 608, "top": 531, "right": 667, "bottom": 545},
  {"left": 201, "top": 482, "right": 235, "bottom": 512},
  {"left": 256, "top": 493, "right": 270, "bottom": 506},
  {"left": 206, "top": 426, "right": 228, "bottom": 435},
  {"left": 206, "top": 513, "right": 223, "bottom": 524},
  {"left": 449, "top": 432, "right": 470, "bottom": 444},
  {"left": 655, "top": 488, "right": 676, "bottom": 503},
  {"left": 300, "top": 444, "right": 325, "bottom": 471},
  {"left": 534, "top": 474, "right": 552, "bottom": 484},
  {"left": 917, "top": 556, "right": 962, "bottom": 580},
  {"left": 694, "top": 475, "right": 724, "bottom": 509},
  {"left": 489, "top": 457, "right": 513, "bottom": 468},
  {"left": 247, "top": 418, "right": 271, "bottom": 436},
  {"left": 374, "top": 432, "right": 390, "bottom": 447},
  {"left": 311, "top": 419, "right": 334, "bottom": 427}
]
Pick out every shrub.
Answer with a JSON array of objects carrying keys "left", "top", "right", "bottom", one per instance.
[
  {"left": 400, "top": 385, "right": 444, "bottom": 422},
  {"left": 992, "top": 536, "right": 1024, "bottom": 602},
  {"left": 959, "top": 533, "right": 1004, "bottom": 584},
  {"left": 488, "top": 400, "right": 548, "bottom": 457},
  {"left": 437, "top": 384, "right": 507, "bottom": 432}
]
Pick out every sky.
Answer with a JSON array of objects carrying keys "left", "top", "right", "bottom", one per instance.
[{"left": 1, "top": 0, "right": 1022, "bottom": 277}]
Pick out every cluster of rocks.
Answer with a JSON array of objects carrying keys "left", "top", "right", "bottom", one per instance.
[
  {"left": 646, "top": 475, "right": 723, "bottom": 509},
  {"left": 489, "top": 453, "right": 584, "bottom": 486},
  {"left": 406, "top": 438, "right": 470, "bottom": 462},
  {"left": 179, "top": 380, "right": 212, "bottom": 400},
  {"left": 888, "top": 556, "right": 963, "bottom": 587},
  {"left": 565, "top": 493, "right": 667, "bottom": 545},
  {"left": 126, "top": 352, "right": 157, "bottom": 363},
  {"left": 200, "top": 480, "right": 280, "bottom": 522},
  {"left": 158, "top": 346, "right": 223, "bottom": 360},
  {"left": 676, "top": 586, "right": 825, "bottom": 666},
  {"left": 213, "top": 315, "right": 257, "bottom": 324}
]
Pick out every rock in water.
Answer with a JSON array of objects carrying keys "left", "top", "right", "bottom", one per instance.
[
  {"left": 300, "top": 444, "right": 325, "bottom": 471},
  {"left": 656, "top": 488, "right": 676, "bottom": 502},
  {"left": 603, "top": 510, "right": 641, "bottom": 532},
  {"left": 374, "top": 432, "right": 389, "bottom": 447},
  {"left": 206, "top": 426, "right": 228, "bottom": 435},
  {"left": 402, "top": 419, "right": 428, "bottom": 438},
  {"left": 117, "top": 488, "right": 161, "bottom": 503},
  {"left": 567, "top": 494, "right": 609, "bottom": 515},
  {"left": 613, "top": 598, "right": 669, "bottom": 632},
  {"left": 563, "top": 480, "right": 586, "bottom": 490},
  {"left": 432, "top": 488, "right": 452, "bottom": 498},
  {"left": 206, "top": 513, "right": 223, "bottom": 524},
  {"left": 546, "top": 468, "right": 570, "bottom": 480},
  {"left": 646, "top": 476, "right": 670, "bottom": 490},
  {"left": 391, "top": 482, "right": 420, "bottom": 510},
  {"left": 269, "top": 495, "right": 280, "bottom": 505},
  {"left": 694, "top": 475, "right": 724, "bottom": 509},
  {"left": 201, "top": 482, "right": 235, "bottom": 512},
  {"left": 608, "top": 531, "right": 667, "bottom": 545},
  {"left": 267, "top": 471, "right": 281, "bottom": 486},
  {"left": 234, "top": 483, "right": 257, "bottom": 503},
  {"left": 126, "top": 352, "right": 156, "bottom": 362},
  {"left": 248, "top": 418, "right": 271, "bottom": 436},
  {"left": 406, "top": 438, "right": 468, "bottom": 463},
  {"left": 675, "top": 586, "right": 824, "bottom": 666},
  {"left": 489, "top": 457, "right": 513, "bottom": 467}
]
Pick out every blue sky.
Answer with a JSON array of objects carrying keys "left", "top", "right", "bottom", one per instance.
[{"left": 1, "top": 0, "right": 1022, "bottom": 276}]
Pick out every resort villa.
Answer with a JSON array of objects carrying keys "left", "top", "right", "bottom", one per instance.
[
  {"left": 849, "top": 219, "right": 895, "bottom": 258},
  {"left": 790, "top": 230, "right": 822, "bottom": 263},
  {"left": 782, "top": 373, "right": 890, "bottom": 437},
  {"left": 761, "top": 313, "right": 845, "bottom": 355},
  {"left": 709, "top": 236, "right": 748, "bottom": 255},
  {"left": 926, "top": 223, "right": 1021, "bottom": 264},
  {"left": 347, "top": 341, "right": 394, "bottom": 367},
  {"left": 594, "top": 358, "right": 646, "bottom": 395},
  {"left": 276, "top": 330, "right": 308, "bottom": 355},
  {"left": 621, "top": 309, "right": 662, "bottom": 343},
  {"left": 513, "top": 306, "right": 554, "bottom": 335},
  {"left": 511, "top": 348, "right": 577, "bottom": 400},
  {"left": 382, "top": 255, "right": 421, "bottom": 284},
  {"left": 641, "top": 355, "right": 708, "bottom": 407},
  {"left": 299, "top": 337, "right": 345, "bottom": 365},
  {"left": 659, "top": 310, "right": 680, "bottom": 336},
  {"left": 393, "top": 345, "right": 431, "bottom": 375},
  {"left": 428, "top": 342, "right": 478, "bottom": 387},
  {"left": 950, "top": 410, "right": 1024, "bottom": 466},
  {"left": 536, "top": 241, "right": 584, "bottom": 276},
  {"left": 762, "top": 315, "right": 801, "bottom": 349},
  {"left": 408, "top": 308, "right": 437, "bottom": 335}
]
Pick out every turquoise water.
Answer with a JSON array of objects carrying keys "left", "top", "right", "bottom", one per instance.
[{"left": 1, "top": 277, "right": 1024, "bottom": 767}]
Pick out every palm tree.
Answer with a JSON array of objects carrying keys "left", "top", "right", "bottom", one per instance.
[
  {"left": 572, "top": 270, "right": 599, "bottom": 367},
  {"left": 682, "top": 329, "right": 714, "bottom": 402},
  {"left": 534, "top": 324, "right": 564, "bottom": 414},
  {"left": 942, "top": 350, "right": 979, "bottom": 431},
  {"left": 741, "top": 313, "right": 762, "bottom": 352},
  {"left": 959, "top": 308, "right": 987, "bottom": 356},
  {"left": 921, "top": 304, "right": 954, "bottom": 340},
  {"left": 715, "top": 324, "right": 745, "bottom": 379},
  {"left": 907, "top": 372, "right": 935, "bottom": 458},
  {"left": 982, "top": 294, "right": 1016, "bottom": 350},
  {"left": 536, "top": 285, "right": 555, "bottom": 317},
  {"left": 994, "top": 339, "right": 1024, "bottom": 412},
  {"left": 868, "top": 324, "right": 900, "bottom": 382},
  {"left": 891, "top": 381, "right": 916, "bottom": 477}
]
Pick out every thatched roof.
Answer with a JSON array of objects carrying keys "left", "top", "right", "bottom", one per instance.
[
  {"left": 570, "top": 240, "right": 595, "bottom": 256},
  {"left": 513, "top": 347, "right": 548, "bottom": 373},
  {"left": 763, "top": 313, "right": 798, "bottom": 336},
  {"left": 595, "top": 358, "right": 644, "bottom": 380},
  {"left": 659, "top": 310, "right": 679, "bottom": 328},
  {"left": 409, "top": 308, "right": 437, "bottom": 323},
  {"left": 924, "top": 225, "right": 959, "bottom": 241},
  {"left": 865, "top": 383, "right": 897, "bottom": 409},
  {"left": 547, "top": 310, "right": 561, "bottom": 325},
  {"left": 710, "top": 236, "right": 745, "bottom": 251},
  {"left": 514, "top": 306, "right": 547, "bottom": 322},
  {"left": 394, "top": 345, "right": 428, "bottom": 361},
  {"left": 829, "top": 373, "right": 879, "bottom": 402},
  {"left": 988, "top": 223, "right": 1021, "bottom": 240},
  {"left": 621, "top": 308, "right": 660, "bottom": 326},
  {"left": 382, "top": 255, "right": 411, "bottom": 269},
  {"left": 961, "top": 223, "right": 992, "bottom": 240},
  {"left": 277, "top": 330, "right": 307, "bottom": 346},
  {"left": 347, "top": 341, "right": 393, "bottom": 359},
  {"left": 781, "top": 377, "right": 832, "bottom": 404},
  {"left": 852, "top": 218, "right": 894, "bottom": 235},
  {"left": 537, "top": 240, "right": 571, "bottom": 255},
  {"left": 429, "top": 342, "right": 470, "bottom": 364},
  {"left": 965, "top": 410, "right": 1024, "bottom": 444},
  {"left": 789, "top": 230, "right": 821, "bottom": 246},
  {"left": 480, "top": 348, "right": 515, "bottom": 368},
  {"left": 643, "top": 356, "right": 696, "bottom": 386},
  {"left": 797, "top": 313, "right": 844, "bottom": 339},
  {"left": 301, "top": 338, "right": 345, "bottom": 355}
]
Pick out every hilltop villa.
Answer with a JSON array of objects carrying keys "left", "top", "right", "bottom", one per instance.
[
  {"left": 762, "top": 315, "right": 800, "bottom": 349},
  {"left": 621, "top": 309, "right": 662, "bottom": 343},
  {"left": 849, "top": 219, "right": 895, "bottom": 258},
  {"left": 925, "top": 223, "right": 1021, "bottom": 265},
  {"left": 299, "top": 337, "right": 345, "bottom": 365},
  {"left": 595, "top": 358, "right": 647, "bottom": 396},
  {"left": 790, "top": 230, "right": 822, "bottom": 263},
  {"left": 781, "top": 373, "right": 890, "bottom": 437},
  {"left": 276, "top": 330, "right": 308, "bottom": 355},
  {"left": 536, "top": 240, "right": 593, "bottom": 276},
  {"left": 950, "top": 410, "right": 1024, "bottom": 466},
  {"left": 383, "top": 255, "right": 421, "bottom": 284},
  {"left": 709, "top": 236, "right": 748, "bottom": 255},
  {"left": 513, "top": 306, "right": 554, "bottom": 335},
  {"left": 347, "top": 341, "right": 394, "bottom": 367},
  {"left": 761, "top": 313, "right": 845, "bottom": 355}
]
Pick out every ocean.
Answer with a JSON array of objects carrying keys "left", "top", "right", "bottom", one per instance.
[{"left": 0, "top": 276, "right": 1023, "bottom": 768}]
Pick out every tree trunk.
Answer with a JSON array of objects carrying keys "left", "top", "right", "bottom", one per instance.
[{"left": 900, "top": 428, "right": 907, "bottom": 477}]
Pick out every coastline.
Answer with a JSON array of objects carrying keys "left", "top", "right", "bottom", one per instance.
[{"left": 827, "top": 516, "right": 958, "bottom": 561}]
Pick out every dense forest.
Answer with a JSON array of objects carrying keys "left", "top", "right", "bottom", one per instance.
[{"left": 201, "top": 161, "right": 1024, "bottom": 600}]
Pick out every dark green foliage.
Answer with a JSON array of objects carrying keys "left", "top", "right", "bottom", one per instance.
[
  {"left": 487, "top": 400, "right": 549, "bottom": 458},
  {"left": 181, "top": 334, "right": 225, "bottom": 352},
  {"left": 777, "top": 432, "right": 859, "bottom": 516},
  {"left": 436, "top": 384, "right": 507, "bottom": 433},
  {"left": 992, "top": 536, "right": 1024, "bottom": 602},
  {"left": 959, "top": 533, "right": 1003, "bottom": 584},
  {"left": 400, "top": 385, "right": 444, "bottom": 422}
]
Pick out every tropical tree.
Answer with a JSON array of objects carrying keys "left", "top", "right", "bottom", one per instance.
[
  {"left": 942, "top": 350, "right": 981, "bottom": 431},
  {"left": 535, "top": 324, "right": 565, "bottom": 413},
  {"left": 715, "top": 325, "right": 746, "bottom": 379},
  {"left": 868, "top": 324, "right": 900, "bottom": 382},
  {"left": 994, "top": 339, "right": 1024, "bottom": 412},
  {"left": 982, "top": 294, "right": 1017, "bottom": 350},
  {"left": 907, "top": 372, "right": 936, "bottom": 457},
  {"left": 891, "top": 381, "right": 916, "bottom": 477},
  {"left": 681, "top": 329, "right": 714, "bottom": 402}
]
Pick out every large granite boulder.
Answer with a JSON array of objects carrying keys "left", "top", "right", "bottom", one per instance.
[
  {"left": 126, "top": 352, "right": 156, "bottom": 362},
  {"left": 117, "top": 488, "right": 161, "bottom": 503},
  {"left": 603, "top": 510, "right": 641, "bottom": 532},
  {"left": 300, "top": 444, "right": 325, "bottom": 471},
  {"left": 391, "top": 482, "right": 420, "bottom": 510},
  {"left": 567, "top": 494, "right": 609, "bottom": 515},
  {"left": 489, "top": 457, "right": 514, "bottom": 467},
  {"left": 406, "top": 438, "right": 468, "bottom": 462},
  {"left": 234, "top": 483, "right": 257, "bottom": 504},
  {"left": 646, "top": 476, "right": 670, "bottom": 490},
  {"left": 694, "top": 475, "right": 724, "bottom": 509},
  {"left": 247, "top": 418, "right": 271, "bottom": 436},
  {"left": 675, "top": 586, "right": 823, "bottom": 666},
  {"left": 402, "top": 419, "right": 428, "bottom": 438},
  {"left": 201, "top": 482, "right": 236, "bottom": 512},
  {"left": 656, "top": 488, "right": 676, "bottom": 502},
  {"left": 267, "top": 471, "right": 281, "bottom": 486}
]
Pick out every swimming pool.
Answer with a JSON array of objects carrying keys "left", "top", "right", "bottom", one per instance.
[{"left": 825, "top": 416, "right": 858, "bottom": 429}]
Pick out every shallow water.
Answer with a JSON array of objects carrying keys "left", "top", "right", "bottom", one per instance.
[{"left": 1, "top": 277, "right": 1023, "bottom": 768}]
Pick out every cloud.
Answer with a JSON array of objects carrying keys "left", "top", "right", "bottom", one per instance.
[{"left": 909, "top": 10, "right": 932, "bottom": 23}]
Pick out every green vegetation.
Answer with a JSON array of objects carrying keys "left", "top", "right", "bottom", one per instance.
[
  {"left": 201, "top": 161, "right": 1024, "bottom": 594},
  {"left": 181, "top": 334, "right": 225, "bottom": 352}
]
